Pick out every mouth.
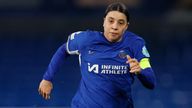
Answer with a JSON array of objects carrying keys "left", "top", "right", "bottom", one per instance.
[{"left": 110, "top": 32, "right": 118, "bottom": 36}]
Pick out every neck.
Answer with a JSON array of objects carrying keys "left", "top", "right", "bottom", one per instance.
[{"left": 103, "top": 33, "right": 123, "bottom": 43}]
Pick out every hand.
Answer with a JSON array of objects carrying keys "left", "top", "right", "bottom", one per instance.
[
  {"left": 126, "top": 55, "right": 141, "bottom": 74},
  {"left": 38, "top": 79, "right": 53, "bottom": 100}
]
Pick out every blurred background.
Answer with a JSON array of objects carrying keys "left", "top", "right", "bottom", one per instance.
[{"left": 0, "top": 0, "right": 192, "bottom": 108}]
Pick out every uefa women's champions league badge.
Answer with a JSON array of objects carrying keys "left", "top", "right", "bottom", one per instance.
[{"left": 142, "top": 46, "right": 150, "bottom": 57}]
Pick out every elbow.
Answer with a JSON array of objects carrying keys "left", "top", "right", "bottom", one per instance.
[
  {"left": 139, "top": 79, "right": 156, "bottom": 90},
  {"left": 139, "top": 75, "right": 156, "bottom": 89},
  {"left": 147, "top": 83, "right": 156, "bottom": 90},
  {"left": 144, "top": 80, "right": 156, "bottom": 90},
  {"left": 139, "top": 68, "right": 156, "bottom": 90}
]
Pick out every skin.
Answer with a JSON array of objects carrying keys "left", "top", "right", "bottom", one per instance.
[
  {"left": 103, "top": 11, "right": 141, "bottom": 74},
  {"left": 126, "top": 55, "right": 141, "bottom": 75},
  {"left": 103, "top": 11, "right": 128, "bottom": 43},
  {"left": 38, "top": 11, "right": 141, "bottom": 100},
  {"left": 38, "top": 79, "right": 52, "bottom": 100}
]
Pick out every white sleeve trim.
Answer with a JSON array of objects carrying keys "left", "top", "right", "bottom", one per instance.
[{"left": 66, "top": 35, "right": 79, "bottom": 55}]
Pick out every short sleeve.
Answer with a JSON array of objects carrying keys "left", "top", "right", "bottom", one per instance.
[
  {"left": 66, "top": 31, "right": 87, "bottom": 55},
  {"left": 132, "top": 39, "right": 150, "bottom": 61}
]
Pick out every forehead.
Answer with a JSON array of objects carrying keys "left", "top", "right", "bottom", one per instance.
[{"left": 106, "top": 11, "right": 127, "bottom": 21}]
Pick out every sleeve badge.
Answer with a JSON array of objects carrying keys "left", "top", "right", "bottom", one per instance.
[{"left": 142, "top": 46, "right": 150, "bottom": 57}]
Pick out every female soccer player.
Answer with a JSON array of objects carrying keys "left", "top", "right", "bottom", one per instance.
[{"left": 38, "top": 2, "right": 156, "bottom": 108}]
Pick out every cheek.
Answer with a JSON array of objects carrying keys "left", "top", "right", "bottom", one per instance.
[
  {"left": 103, "top": 22, "right": 105, "bottom": 27},
  {"left": 104, "top": 24, "right": 109, "bottom": 32},
  {"left": 103, "top": 21, "right": 107, "bottom": 28},
  {"left": 103, "top": 24, "right": 109, "bottom": 35},
  {"left": 121, "top": 26, "right": 127, "bottom": 33}
]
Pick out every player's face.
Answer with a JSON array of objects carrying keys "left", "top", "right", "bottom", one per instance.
[{"left": 103, "top": 11, "right": 128, "bottom": 42}]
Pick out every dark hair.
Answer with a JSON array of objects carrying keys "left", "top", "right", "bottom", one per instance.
[{"left": 104, "top": 2, "right": 129, "bottom": 22}]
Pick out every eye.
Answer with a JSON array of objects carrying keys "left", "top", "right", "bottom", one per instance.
[
  {"left": 119, "top": 22, "right": 123, "bottom": 25},
  {"left": 108, "top": 19, "right": 114, "bottom": 24},
  {"left": 118, "top": 21, "right": 125, "bottom": 25}
]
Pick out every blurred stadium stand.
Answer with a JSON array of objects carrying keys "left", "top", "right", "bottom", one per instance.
[{"left": 0, "top": 0, "right": 192, "bottom": 108}]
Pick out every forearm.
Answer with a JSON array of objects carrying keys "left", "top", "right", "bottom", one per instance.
[
  {"left": 43, "top": 43, "right": 69, "bottom": 82},
  {"left": 137, "top": 68, "right": 156, "bottom": 89}
]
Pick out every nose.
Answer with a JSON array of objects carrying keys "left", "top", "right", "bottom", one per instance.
[{"left": 112, "top": 22, "right": 118, "bottom": 30}]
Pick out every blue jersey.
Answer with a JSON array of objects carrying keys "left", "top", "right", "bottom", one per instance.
[{"left": 65, "top": 30, "right": 155, "bottom": 108}]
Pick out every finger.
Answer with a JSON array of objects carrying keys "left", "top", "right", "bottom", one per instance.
[
  {"left": 38, "top": 88, "right": 43, "bottom": 96},
  {"left": 126, "top": 56, "right": 138, "bottom": 64},
  {"left": 130, "top": 66, "right": 138, "bottom": 71},
  {"left": 38, "top": 87, "right": 42, "bottom": 95},
  {"left": 45, "top": 93, "right": 50, "bottom": 100},
  {"left": 45, "top": 93, "right": 48, "bottom": 100},
  {"left": 130, "top": 58, "right": 138, "bottom": 63},
  {"left": 48, "top": 95, "right": 51, "bottom": 99},
  {"left": 130, "top": 66, "right": 139, "bottom": 71},
  {"left": 130, "top": 69, "right": 139, "bottom": 73},
  {"left": 130, "top": 66, "right": 141, "bottom": 74},
  {"left": 126, "top": 58, "right": 135, "bottom": 64},
  {"left": 38, "top": 88, "right": 45, "bottom": 97},
  {"left": 126, "top": 55, "right": 131, "bottom": 61},
  {"left": 130, "top": 68, "right": 140, "bottom": 73},
  {"left": 43, "top": 92, "right": 46, "bottom": 99},
  {"left": 38, "top": 88, "right": 40, "bottom": 94},
  {"left": 129, "top": 63, "right": 139, "bottom": 69}
]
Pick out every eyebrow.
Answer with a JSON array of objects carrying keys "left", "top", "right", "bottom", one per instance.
[{"left": 108, "top": 17, "right": 125, "bottom": 22}]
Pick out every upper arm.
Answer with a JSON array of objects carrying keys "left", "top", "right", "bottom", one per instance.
[
  {"left": 66, "top": 31, "right": 87, "bottom": 55},
  {"left": 132, "top": 39, "right": 150, "bottom": 61},
  {"left": 131, "top": 38, "right": 152, "bottom": 69}
]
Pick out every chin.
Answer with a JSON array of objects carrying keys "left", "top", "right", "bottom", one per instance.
[
  {"left": 105, "top": 34, "right": 121, "bottom": 42},
  {"left": 110, "top": 36, "right": 121, "bottom": 42},
  {"left": 110, "top": 38, "right": 119, "bottom": 42}
]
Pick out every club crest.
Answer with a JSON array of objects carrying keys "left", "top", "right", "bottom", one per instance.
[{"left": 119, "top": 50, "right": 127, "bottom": 58}]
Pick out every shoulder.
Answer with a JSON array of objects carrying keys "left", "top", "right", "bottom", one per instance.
[
  {"left": 70, "top": 30, "right": 101, "bottom": 35},
  {"left": 85, "top": 30, "right": 102, "bottom": 39},
  {"left": 67, "top": 30, "right": 101, "bottom": 48},
  {"left": 69, "top": 30, "right": 101, "bottom": 40},
  {"left": 124, "top": 31, "right": 145, "bottom": 44}
]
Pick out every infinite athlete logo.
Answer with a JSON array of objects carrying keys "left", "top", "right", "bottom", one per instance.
[
  {"left": 88, "top": 63, "right": 99, "bottom": 73},
  {"left": 88, "top": 63, "right": 128, "bottom": 74}
]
